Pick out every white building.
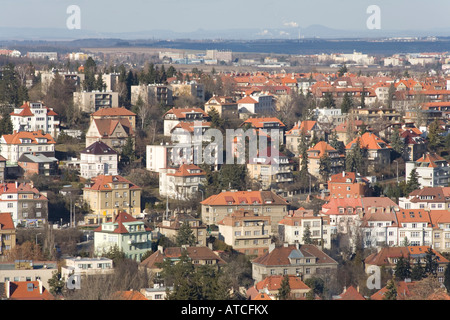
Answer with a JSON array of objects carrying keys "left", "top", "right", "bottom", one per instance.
[
  {"left": 159, "top": 164, "right": 206, "bottom": 201},
  {"left": 162, "top": 107, "right": 209, "bottom": 137},
  {"left": 0, "top": 131, "right": 56, "bottom": 165},
  {"left": 61, "top": 257, "right": 114, "bottom": 281},
  {"left": 278, "top": 209, "right": 332, "bottom": 250},
  {"left": 237, "top": 93, "right": 275, "bottom": 116},
  {"left": 396, "top": 209, "right": 433, "bottom": 247},
  {"left": 405, "top": 152, "right": 450, "bottom": 188},
  {"left": 79, "top": 141, "right": 119, "bottom": 179},
  {"left": 10, "top": 102, "right": 60, "bottom": 137}
]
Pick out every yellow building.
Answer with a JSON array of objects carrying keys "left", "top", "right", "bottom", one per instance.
[
  {"left": 0, "top": 212, "right": 16, "bottom": 255},
  {"left": 82, "top": 175, "right": 142, "bottom": 224}
]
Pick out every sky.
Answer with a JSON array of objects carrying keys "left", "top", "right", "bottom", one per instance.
[{"left": 1, "top": 0, "right": 450, "bottom": 35}]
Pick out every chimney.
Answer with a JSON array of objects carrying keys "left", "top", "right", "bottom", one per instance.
[
  {"left": 5, "top": 280, "right": 10, "bottom": 298},
  {"left": 38, "top": 279, "right": 43, "bottom": 295},
  {"left": 269, "top": 242, "right": 276, "bottom": 253}
]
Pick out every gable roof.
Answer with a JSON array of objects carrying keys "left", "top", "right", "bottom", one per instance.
[
  {"left": 5, "top": 281, "right": 54, "bottom": 300},
  {"left": 345, "top": 132, "right": 390, "bottom": 150},
  {"left": 0, "top": 212, "right": 14, "bottom": 230},
  {"left": 84, "top": 174, "right": 141, "bottom": 191},
  {"left": 81, "top": 140, "right": 118, "bottom": 155},
  {"left": 201, "top": 190, "right": 289, "bottom": 206},
  {"left": 334, "top": 286, "right": 366, "bottom": 300},
  {"left": 163, "top": 107, "right": 208, "bottom": 119},
  {"left": 255, "top": 275, "right": 310, "bottom": 292},
  {"left": 91, "top": 118, "right": 134, "bottom": 137},
  {"left": 1, "top": 131, "right": 56, "bottom": 145},
  {"left": 252, "top": 244, "right": 337, "bottom": 267},
  {"left": 307, "top": 141, "right": 340, "bottom": 159}
]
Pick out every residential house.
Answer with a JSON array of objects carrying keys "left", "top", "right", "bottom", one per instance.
[
  {"left": 73, "top": 90, "right": 119, "bottom": 113},
  {"left": 204, "top": 95, "right": 238, "bottom": 118},
  {"left": 320, "top": 197, "right": 364, "bottom": 237},
  {"left": 61, "top": 257, "right": 114, "bottom": 281},
  {"left": 0, "top": 131, "right": 56, "bottom": 165},
  {"left": 237, "top": 93, "right": 275, "bottom": 117},
  {"left": 328, "top": 171, "right": 370, "bottom": 199},
  {"left": 85, "top": 118, "right": 135, "bottom": 154},
  {"left": 163, "top": 107, "right": 209, "bottom": 136},
  {"left": 333, "top": 286, "right": 366, "bottom": 300},
  {"left": 82, "top": 175, "right": 141, "bottom": 224},
  {"left": 399, "top": 127, "right": 427, "bottom": 161},
  {"left": 306, "top": 141, "right": 345, "bottom": 180},
  {"left": 0, "top": 260, "right": 58, "bottom": 291},
  {"left": 285, "top": 120, "right": 323, "bottom": 155},
  {"left": 396, "top": 209, "right": 433, "bottom": 247},
  {"left": 251, "top": 243, "right": 338, "bottom": 282},
  {"left": 364, "top": 246, "right": 449, "bottom": 285},
  {"left": 247, "top": 147, "right": 293, "bottom": 189},
  {"left": 217, "top": 209, "right": 272, "bottom": 256},
  {"left": 139, "top": 245, "right": 226, "bottom": 278},
  {"left": 370, "top": 280, "right": 417, "bottom": 300},
  {"left": 240, "top": 117, "right": 286, "bottom": 144},
  {"left": 157, "top": 212, "right": 207, "bottom": 246},
  {"left": 278, "top": 208, "right": 332, "bottom": 249},
  {"left": 0, "top": 182, "right": 49, "bottom": 227},
  {"left": 0, "top": 212, "right": 16, "bottom": 255},
  {"left": 252, "top": 275, "right": 311, "bottom": 300},
  {"left": 429, "top": 210, "right": 450, "bottom": 253},
  {"left": 79, "top": 141, "right": 119, "bottom": 179},
  {"left": 17, "top": 153, "right": 58, "bottom": 178},
  {"left": 10, "top": 102, "right": 60, "bottom": 137},
  {"left": 345, "top": 132, "right": 391, "bottom": 172},
  {"left": 399, "top": 187, "right": 450, "bottom": 210},
  {"left": 159, "top": 164, "right": 206, "bottom": 201},
  {"left": 405, "top": 152, "right": 450, "bottom": 188},
  {"left": 200, "top": 190, "right": 289, "bottom": 232},
  {"left": 3, "top": 280, "right": 54, "bottom": 300},
  {"left": 93, "top": 211, "right": 152, "bottom": 262},
  {"left": 90, "top": 107, "right": 137, "bottom": 132}
]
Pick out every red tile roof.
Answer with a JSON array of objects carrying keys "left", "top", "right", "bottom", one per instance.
[
  {"left": 201, "top": 190, "right": 288, "bottom": 206},
  {"left": 84, "top": 175, "right": 141, "bottom": 191},
  {"left": 255, "top": 275, "right": 310, "bottom": 292},
  {"left": 0, "top": 212, "right": 14, "bottom": 230},
  {"left": 6, "top": 281, "right": 54, "bottom": 300},
  {"left": 345, "top": 132, "right": 390, "bottom": 150},
  {"left": 91, "top": 107, "right": 136, "bottom": 117},
  {"left": 1, "top": 131, "right": 56, "bottom": 145},
  {"left": 334, "top": 286, "right": 365, "bottom": 300}
]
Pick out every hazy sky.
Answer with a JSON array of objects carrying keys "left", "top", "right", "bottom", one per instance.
[{"left": 2, "top": 0, "right": 450, "bottom": 34}]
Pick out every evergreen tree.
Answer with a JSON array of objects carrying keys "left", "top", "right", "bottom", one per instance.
[
  {"left": 424, "top": 247, "right": 439, "bottom": 277},
  {"left": 208, "top": 108, "right": 224, "bottom": 132},
  {"left": 320, "top": 92, "right": 336, "bottom": 109},
  {"left": 444, "top": 263, "right": 450, "bottom": 293},
  {"left": 329, "top": 131, "right": 345, "bottom": 154},
  {"left": 411, "top": 260, "right": 425, "bottom": 281},
  {"left": 319, "top": 154, "right": 332, "bottom": 182},
  {"left": 299, "top": 133, "right": 309, "bottom": 173},
  {"left": 176, "top": 222, "right": 197, "bottom": 246},
  {"left": 394, "top": 255, "right": 411, "bottom": 281},
  {"left": 360, "top": 86, "right": 366, "bottom": 108},
  {"left": 427, "top": 119, "right": 444, "bottom": 152},
  {"left": 390, "top": 129, "right": 405, "bottom": 159},
  {"left": 405, "top": 168, "right": 420, "bottom": 194},
  {"left": 48, "top": 270, "right": 66, "bottom": 296},
  {"left": 302, "top": 224, "right": 313, "bottom": 244},
  {"left": 167, "top": 65, "right": 177, "bottom": 78},
  {"left": 387, "top": 83, "right": 396, "bottom": 108},
  {"left": 277, "top": 275, "right": 291, "bottom": 300},
  {"left": 337, "top": 64, "right": 348, "bottom": 77},
  {"left": 340, "top": 92, "right": 353, "bottom": 113},
  {"left": 383, "top": 279, "right": 397, "bottom": 300},
  {"left": 345, "top": 138, "right": 364, "bottom": 173}
]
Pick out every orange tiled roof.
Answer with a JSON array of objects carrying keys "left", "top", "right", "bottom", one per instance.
[
  {"left": 242, "top": 117, "right": 286, "bottom": 128},
  {"left": 92, "top": 107, "right": 136, "bottom": 117},
  {"left": 112, "top": 290, "right": 148, "bottom": 300},
  {"left": 345, "top": 132, "right": 390, "bottom": 150},
  {"left": 0, "top": 212, "right": 14, "bottom": 230},
  {"left": 6, "top": 281, "right": 54, "bottom": 300},
  {"left": 10, "top": 102, "right": 34, "bottom": 117},
  {"left": 307, "top": 141, "right": 339, "bottom": 159},
  {"left": 163, "top": 107, "right": 208, "bottom": 119},
  {"left": 1, "top": 131, "right": 56, "bottom": 145},
  {"left": 84, "top": 175, "right": 141, "bottom": 191},
  {"left": 255, "top": 275, "right": 310, "bottom": 291},
  {"left": 166, "top": 164, "right": 205, "bottom": 177},
  {"left": 415, "top": 152, "right": 447, "bottom": 168},
  {"left": 201, "top": 190, "right": 288, "bottom": 206},
  {"left": 335, "top": 286, "right": 365, "bottom": 300}
]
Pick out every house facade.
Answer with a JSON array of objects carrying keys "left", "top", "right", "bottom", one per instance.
[
  {"left": 217, "top": 209, "right": 272, "bottom": 256},
  {"left": 10, "top": 102, "right": 60, "bottom": 137},
  {"left": 251, "top": 243, "right": 338, "bottom": 282},
  {"left": 79, "top": 141, "right": 119, "bottom": 179},
  {"left": 200, "top": 190, "right": 289, "bottom": 232},
  {"left": 405, "top": 152, "right": 450, "bottom": 188},
  {"left": 82, "top": 175, "right": 141, "bottom": 224},
  {"left": 94, "top": 211, "right": 152, "bottom": 262}
]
